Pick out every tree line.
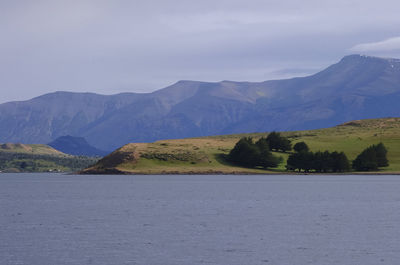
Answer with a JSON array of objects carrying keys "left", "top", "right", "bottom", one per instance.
[
  {"left": 0, "top": 152, "right": 99, "bottom": 172},
  {"left": 228, "top": 132, "right": 389, "bottom": 172},
  {"left": 286, "top": 142, "right": 350, "bottom": 172}
]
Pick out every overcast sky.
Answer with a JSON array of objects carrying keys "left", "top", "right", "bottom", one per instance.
[{"left": 1, "top": 0, "right": 400, "bottom": 103}]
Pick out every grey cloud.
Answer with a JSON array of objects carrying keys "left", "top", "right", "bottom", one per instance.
[
  {"left": 350, "top": 37, "right": 400, "bottom": 53},
  {"left": 1, "top": 0, "right": 400, "bottom": 103}
]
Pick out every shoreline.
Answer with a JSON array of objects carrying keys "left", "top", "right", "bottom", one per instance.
[
  {"left": 77, "top": 168, "right": 400, "bottom": 176},
  {"left": 2, "top": 170, "right": 400, "bottom": 176}
]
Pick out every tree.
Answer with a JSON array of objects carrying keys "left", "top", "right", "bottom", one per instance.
[
  {"left": 352, "top": 148, "right": 378, "bottom": 171},
  {"left": 375, "top": 143, "right": 389, "bottom": 167},
  {"left": 287, "top": 146, "right": 350, "bottom": 173},
  {"left": 312, "top": 151, "right": 324, "bottom": 172},
  {"left": 352, "top": 143, "right": 388, "bottom": 171},
  {"left": 228, "top": 137, "right": 259, "bottom": 168},
  {"left": 255, "top": 137, "right": 269, "bottom": 152},
  {"left": 287, "top": 151, "right": 313, "bottom": 172},
  {"left": 228, "top": 137, "right": 281, "bottom": 169},
  {"left": 301, "top": 151, "right": 314, "bottom": 172},
  {"left": 293, "top": 142, "right": 309, "bottom": 153},
  {"left": 286, "top": 152, "right": 303, "bottom": 172},
  {"left": 266, "top": 131, "right": 292, "bottom": 152},
  {"left": 266, "top": 132, "right": 281, "bottom": 151},
  {"left": 321, "top": 151, "right": 333, "bottom": 172},
  {"left": 280, "top": 138, "right": 292, "bottom": 152},
  {"left": 331, "top": 151, "right": 350, "bottom": 172},
  {"left": 254, "top": 137, "right": 281, "bottom": 168}
]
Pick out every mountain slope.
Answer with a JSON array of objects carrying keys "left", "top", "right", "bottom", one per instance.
[
  {"left": 48, "top": 136, "right": 109, "bottom": 157},
  {"left": 1, "top": 54, "right": 400, "bottom": 150}
]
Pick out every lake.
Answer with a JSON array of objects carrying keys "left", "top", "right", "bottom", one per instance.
[{"left": 1, "top": 174, "right": 400, "bottom": 265}]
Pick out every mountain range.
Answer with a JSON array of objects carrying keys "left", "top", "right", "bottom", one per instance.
[{"left": 1, "top": 54, "right": 400, "bottom": 151}]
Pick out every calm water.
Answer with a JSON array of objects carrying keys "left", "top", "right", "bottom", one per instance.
[{"left": 1, "top": 174, "right": 400, "bottom": 265}]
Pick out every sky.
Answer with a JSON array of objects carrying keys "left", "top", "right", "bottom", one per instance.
[{"left": 1, "top": 0, "right": 400, "bottom": 103}]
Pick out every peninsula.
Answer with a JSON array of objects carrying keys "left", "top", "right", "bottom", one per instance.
[{"left": 81, "top": 117, "right": 400, "bottom": 175}]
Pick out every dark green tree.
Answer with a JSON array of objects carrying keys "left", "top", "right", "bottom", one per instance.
[
  {"left": 293, "top": 142, "right": 309, "bottom": 153},
  {"left": 321, "top": 151, "right": 333, "bottom": 172},
  {"left": 287, "top": 151, "right": 313, "bottom": 172},
  {"left": 255, "top": 137, "right": 279, "bottom": 167},
  {"left": 228, "top": 137, "right": 259, "bottom": 167},
  {"left": 352, "top": 147, "right": 378, "bottom": 171},
  {"left": 280, "top": 138, "right": 292, "bottom": 152},
  {"left": 311, "top": 151, "right": 334, "bottom": 172},
  {"left": 352, "top": 143, "right": 389, "bottom": 171},
  {"left": 302, "top": 151, "right": 314, "bottom": 172},
  {"left": 266, "top": 132, "right": 281, "bottom": 151},
  {"left": 312, "top": 151, "right": 324, "bottom": 172},
  {"left": 331, "top": 151, "right": 350, "bottom": 172},
  {"left": 255, "top": 137, "right": 269, "bottom": 152},
  {"left": 228, "top": 137, "right": 281, "bottom": 169},
  {"left": 286, "top": 152, "right": 303, "bottom": 172},
  {"left": 266, "top": 131, "right": 292, "bottom": 152},
  {"left": 375, "top": 143, "right": 389, "bottom": 167},
  {"left": 287, "top": 148, "right": 350, "bottom": 173}
]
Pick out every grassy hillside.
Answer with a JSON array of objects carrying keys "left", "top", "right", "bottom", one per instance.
[
  {"left": 0, "top": 143, "right": 99, "bottom": 173},
  {"left": 82, "top": 118, "right": 400, "bottom": 174},
  {"left": 0, "top": 143, "right": 65, "bottom": 155}
]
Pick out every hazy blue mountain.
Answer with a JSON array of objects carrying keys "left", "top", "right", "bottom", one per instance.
[
  {"left": 48, "top": 136, "right": 109, "bottom": 157},
  {"left": 1, "top": 54, "right": 400, "bottom": 150}
]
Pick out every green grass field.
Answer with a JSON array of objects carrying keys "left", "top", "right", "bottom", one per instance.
[{"left": 82, "top": 117, "right": 400, "bottom": 174}]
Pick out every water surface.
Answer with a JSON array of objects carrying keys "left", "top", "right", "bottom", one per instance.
[{"left": 1, "top": 173, "right": 400, "bottom": 265}]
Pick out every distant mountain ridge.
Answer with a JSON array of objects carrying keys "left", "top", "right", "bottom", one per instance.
[
  {"left": 1, "top": 54, "right": 400, "bottom": 150},
  {"left": 48, "top": 136, "right": 109, "bottom": 157}
]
